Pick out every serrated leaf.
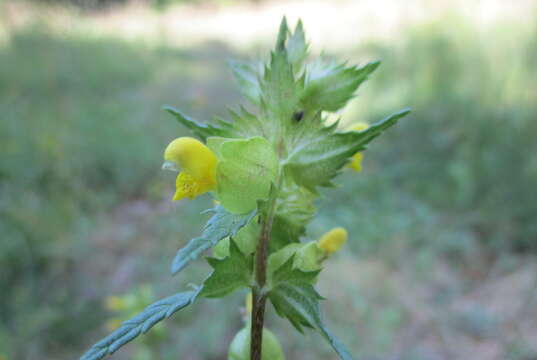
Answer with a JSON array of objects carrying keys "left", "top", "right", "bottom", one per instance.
[
  {"left": 200, "top": 240, "right": 253, "bottom": 298},
  {"left": 301, "top": 59, "right": 380, "bottom": 112},
  {"left": 270, "top": 254, "right": 320, "bottom": 287},
  {"left": 268, "top": 260, "right": 354, "bottom": 360},
  {"left": 287, "top": 20, "right": 308, "bottom": 71},
  {"left": 80, "top": 289, "right": 200, "bottom": 360},
  {"left": 260, "top": 19, "right": 302, "bottom": 131},
  {"left": 229, "top": 60, "right": 264, "bottom": 105},
  {"left": 270, "top": 282, "right": 321, "bottom": 332},
  {"left": 216, "top": 136, "right": 279, "bottom": 214},
  {"left": 212, "top": 219, "right": 259, "bottom": 259},
  {"left": 285, "top": 108, "right": 411, "bottom": 191},
  {"left": 171, "top": 205, "right": 256, "bottom": 275},
  {"left": 164, "top": 106, "right": 232, "bottom": 140},
  {"left": 227, "top": 106, "right": 267, "bottom": 138}
]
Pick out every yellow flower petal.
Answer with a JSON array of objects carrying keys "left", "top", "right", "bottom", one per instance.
[
  {"left": 163, "top": 137, "right": 218, "bottom": 201},
  {"left": 173, "top": 171, "right": 215, "bottom": 201},
  {"left": 318, "top": 227, "right": 348, "bottom": 255},
  {"left": 164, "top": 137, "right": 217, "bottom": 182}
]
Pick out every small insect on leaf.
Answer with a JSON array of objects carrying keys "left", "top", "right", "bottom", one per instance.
[{"left": 292, "top": 110, "right": 305, "bottom": 122}]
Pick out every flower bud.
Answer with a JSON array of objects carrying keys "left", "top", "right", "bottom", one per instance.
[
  {"left": 348, "top": 122, "right": 369, "bottom": 172},
  {"left": 318, "top": 227, "right": 348, "bottom": 255}
]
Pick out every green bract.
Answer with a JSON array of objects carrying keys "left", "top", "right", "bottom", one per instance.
[
  {"left": 210, "top": 136, "right": 279, "bottom": 214},
  {"left": 80, "top": 17, "right": 410, "bottom": 360}
]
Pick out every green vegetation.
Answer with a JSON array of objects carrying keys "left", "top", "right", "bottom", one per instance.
[
  {"left": 355, "top": 19, "right": 537, "bottom": 252},
  {"left": 1, "top": 8, "right": 536, "bottom": 360}
]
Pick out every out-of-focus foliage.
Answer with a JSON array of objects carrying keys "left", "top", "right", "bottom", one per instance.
[
  {"left": 353, "top": 18, "right": 537, "bottom": 252},
  {"left": 0, "top": 26, "right": 180, "bottom": 358}
]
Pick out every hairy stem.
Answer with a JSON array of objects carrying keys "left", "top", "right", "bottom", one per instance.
[
  {"left": 250, "top": 181, "right": 280, "bottom": 360},
  {"left": 250, "top": 288, "right": 267, "bottom": 360}
]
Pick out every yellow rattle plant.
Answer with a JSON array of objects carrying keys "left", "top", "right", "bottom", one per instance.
[{"left": 80, "top": 18, "right": 410, "bottom": 360}]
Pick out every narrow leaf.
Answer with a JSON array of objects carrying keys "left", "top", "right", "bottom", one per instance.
[
  {"left": 301, "top": 59, "right": 380, "bottom": 112},
  {"left": 319, "top": 324, "right": 354, "bottom": 360},
  {"left": 286, "top": 108, "right": 411, "bottom": 191},
  {"left": 287, "top": 19, "right": 308, "bottom": 70},
  {"left": 229, "top": 60, "right": 263, "bottom": 105},
  {"left": 171, "top": 205, "right": 256, "bottom": 275},
  {"left": 80, "top": 289, "right": 200, "bottom": 360},
  {"left": 164, "top": 105, "right": 231, "bottom": 140}
]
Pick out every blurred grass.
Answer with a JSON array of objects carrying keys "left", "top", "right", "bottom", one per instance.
[
  {"left": 1, "top": 6, "right": 537, "bottom": 360},
  {"left": 0, "top": 24, "right": 240, "bottom": 358},
  {"left": 0, "top": 27, "right": 153, "bottom": 358}
]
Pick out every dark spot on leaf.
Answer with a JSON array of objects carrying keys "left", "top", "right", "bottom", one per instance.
[{"left": 293, "top": 110, "right": 304, "bottom": 122}]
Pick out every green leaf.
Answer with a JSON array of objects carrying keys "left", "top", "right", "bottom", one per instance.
[
  {"left": 318, "top": 325, "right": 354, "bottom": 360},
  {"left": 270, "top": 254, "right": 320, "bottom": 287},
  {"left": 267, "top": 242, "right": 324, "bottom": 281},
  {"left": 171, "top": 205, "right": 256, "bottom": 275},
  {"left": 200, "top": 240, "right": 253, "bottom": 298},
  {"left": 270, "top": 177, "right": 316, "bottom": 251},
  {"left": 229, "top": 60, "right": 263, "bottom": 105},
  {"left": 301, "top": 59, "right": 380, "bottom": 112},
  {"left": 212, "top": 219, "right": 259, "bottom": 259},
  {"left": 80, "top": 289, "right": 201, "bottom": 360},
  {"left": 226, "top": 106, "right": 267, "bottom": 138},
  {"left": 287, "top": 20, "right": 308, "bottom": 71},
  {"left": 216, "top": 136, "right": 279, "bottom": 214},
  {"left": 275, "top": 16, "right": 289, "bottom": 52},
  {"left": 260, "top": 19, "right": 301, "bottom": 132},
  {"left": 267, "top": 243, "right": 303, "bottom": 278},
  {"left": 285, "top": 108, "right": 411, "bottom": 191},
  {"left": 163, "top": 105, "right": 232, "bottom": 140},
  {"left": 268, "top": 259, "right": 353, "bottom": 360}
]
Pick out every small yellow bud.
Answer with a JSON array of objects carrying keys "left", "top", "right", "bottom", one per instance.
[
  {"left": 318, "top": 227, "right": 348, "bottom": 255},
  {"left": 347, "top": 122, "right": 369, "bottom": 172},
  {"left": 163, "top": 137, "right": 217, "bottom": 201}
]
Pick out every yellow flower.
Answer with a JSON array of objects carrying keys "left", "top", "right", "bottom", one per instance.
[
  {"left": 348, "top": 122, "right": 369, "bottom": 172},
  {"left": 318, "top": 227, "right": 348, "bottom": 255},
  {"left": 163, "top": 137, "right": 217, "bottom": 201}
]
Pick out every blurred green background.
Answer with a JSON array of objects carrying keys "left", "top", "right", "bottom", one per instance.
[{"left": 1, "top": 0, "right": 536, "bottom": 359}]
